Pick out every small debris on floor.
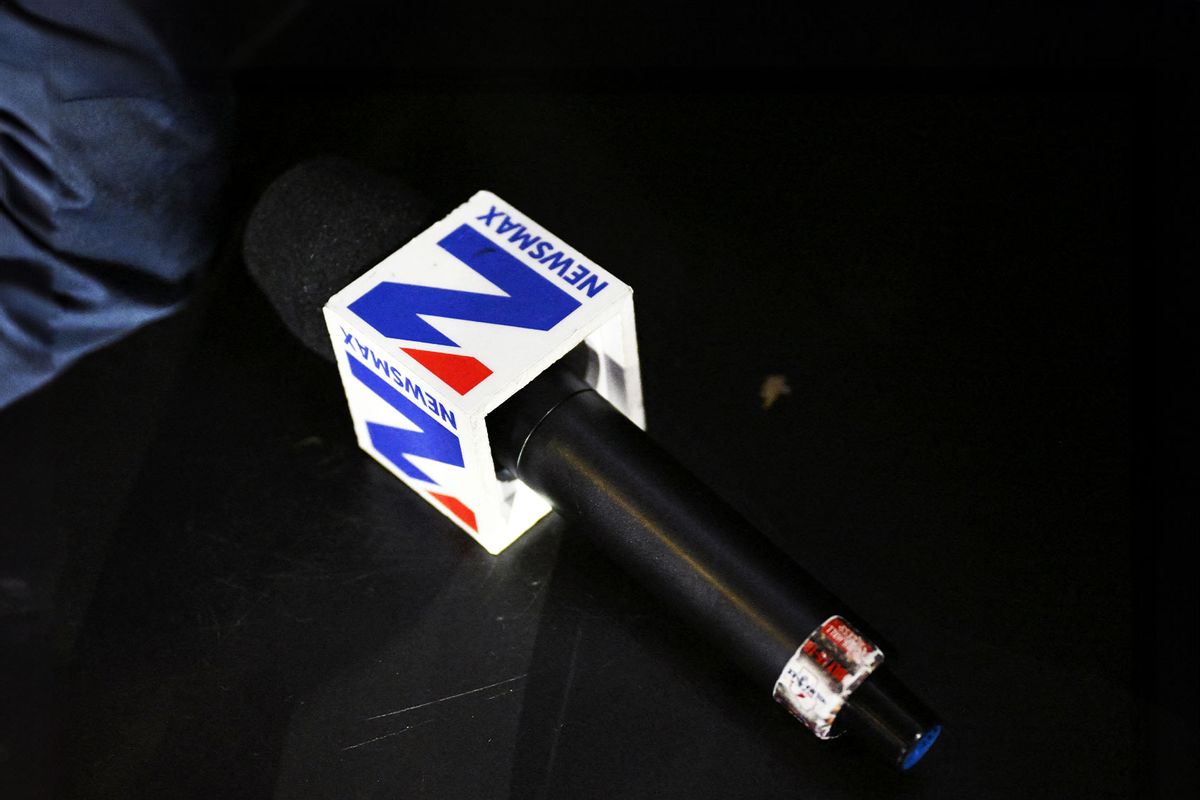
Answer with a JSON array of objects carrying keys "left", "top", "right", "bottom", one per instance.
[{"left": 759, "top": 374, "right": 792, "bottom": 410}]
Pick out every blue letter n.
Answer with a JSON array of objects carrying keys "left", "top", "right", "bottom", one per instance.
[
  {"left": 349, "top": 357, "right": 463, "bottom": 484},
  {"left": 347, "top": 224, "right": 581, "bottom": 347}
]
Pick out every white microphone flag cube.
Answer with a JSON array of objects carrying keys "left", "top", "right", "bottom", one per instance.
[{"left": 323, "top": 191, "right": 643, "bottom": 553}]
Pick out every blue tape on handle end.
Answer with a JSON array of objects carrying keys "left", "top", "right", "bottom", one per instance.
[{"left": 901, "top": 725, "right": 942, "bottom": 770}]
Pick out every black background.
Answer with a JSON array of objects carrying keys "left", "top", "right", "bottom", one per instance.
[{"left": 2, "top": 2, "right": 1195, "bottom": 798}]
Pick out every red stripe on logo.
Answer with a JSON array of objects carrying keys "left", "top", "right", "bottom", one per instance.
[
  {"left": 402, "top": 348, "right": 493, "bottom": 395},
  {"left": 429, "top": 492, "right": 478, "bottom": 531}
]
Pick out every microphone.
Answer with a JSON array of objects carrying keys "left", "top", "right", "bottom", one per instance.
[{"left": 244, "top": 158, "right": 942, "bottom": 771}]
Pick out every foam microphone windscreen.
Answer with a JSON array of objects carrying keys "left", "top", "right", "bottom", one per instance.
[{"left": 242, "top": 157, "right": 434, "bottom": 361}]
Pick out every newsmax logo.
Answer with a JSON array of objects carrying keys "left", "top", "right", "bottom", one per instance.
[
  {"left": 344, "top": 346, "right": 477, "bottom": 531},
  {"left": 347, "top": 207, "right": 608, "bottom": 396}
]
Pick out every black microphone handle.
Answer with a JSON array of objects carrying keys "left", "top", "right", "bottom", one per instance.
[
  {"left": 240, "top": 158, "right": 941, "bottom": 769},
  {"left": 488, "top": 363, "right": 941, "bottom": 770}
]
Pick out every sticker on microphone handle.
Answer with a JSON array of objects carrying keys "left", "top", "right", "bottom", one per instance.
[{"left": 773, "top": 615, "right": 884, "bottom": 739}]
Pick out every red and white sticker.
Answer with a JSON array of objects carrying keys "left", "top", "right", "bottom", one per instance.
[{"left": 773, "top": 616, "right": 884, "bottom": 739}]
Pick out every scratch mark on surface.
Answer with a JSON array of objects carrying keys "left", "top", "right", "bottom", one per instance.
[
  {"left": 516, "top": 582, "right": 547, "bottom": 616},
  {"left": 540, "top": 624, "right": 583, "bottom": 800},
  {"left": 340, "top": 718, "right": 435, "bottom": 752},
  {"left": 365, "top": 673, "right": 529, "bottom": 721}
]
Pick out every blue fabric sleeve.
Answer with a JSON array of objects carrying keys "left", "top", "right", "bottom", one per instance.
[{"left": 1, "top": 1, "right": 230, "bottom": 408}]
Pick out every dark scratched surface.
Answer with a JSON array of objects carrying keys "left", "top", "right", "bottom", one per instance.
[{"left": 0, "top": 46, "right": 1190, "bottom": 800}]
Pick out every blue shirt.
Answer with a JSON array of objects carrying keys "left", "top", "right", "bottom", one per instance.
[{"left": 1, "top": 1, "right": 229, "bottom": 407}]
